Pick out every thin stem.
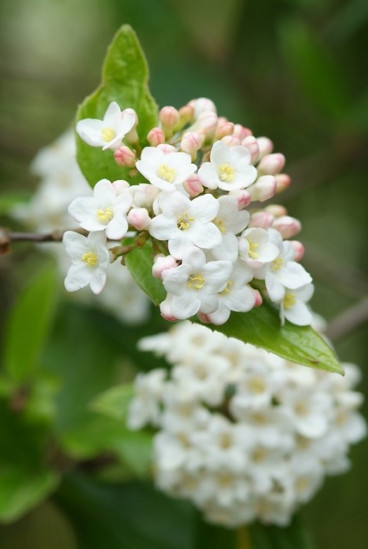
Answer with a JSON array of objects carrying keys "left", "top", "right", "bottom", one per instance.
[
  {"left": 0, "top": 227, "right": 88, "bottom": 248},
  {"left": 326, "top": 295, "right": 368, "bottom": 341}
]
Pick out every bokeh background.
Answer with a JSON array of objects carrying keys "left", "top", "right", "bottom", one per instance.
[{"left": 1, "top": 0, "right": 368, "bottom": 547}]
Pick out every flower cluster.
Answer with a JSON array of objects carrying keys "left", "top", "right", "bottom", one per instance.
[
  {"left": 12, "top": 130, "right": 150, "bottom": 325},
  {"left": 67, "top": 98, "right": 314, "bottom": 326},
  {"left": 127, "top": 321, "right": 366, "bottom": 527}
]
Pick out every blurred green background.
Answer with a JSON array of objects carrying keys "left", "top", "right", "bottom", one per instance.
[{"left": 0, "top": 0, "right": 368, "bottom": 547}]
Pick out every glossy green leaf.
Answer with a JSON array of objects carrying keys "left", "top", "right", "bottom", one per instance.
[
  {"left": 125, "top": 240, "right": 166, "bottom": 306},
  {"left": 4, "top": 265, "right": 59, "bottom": 383},
  {"left": 76, "top": 24, "right": 158, "bottom": 186},
  {"left": 249, "top": 514, "right": 315, "bottom": 549}
]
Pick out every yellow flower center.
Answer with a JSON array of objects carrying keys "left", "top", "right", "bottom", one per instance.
[
  {"left": 214, "top": 218, "right": 226, "bottom": 233},
  {"left": 157, "top": 164, "right": 175, "bottom": 182},
  {"left": 283, "top": 292, "right": 296, "bottom": 309},
  {"left": 218, "top": 163, "right": 235, "bottom": 182},
  {"left": 248, "top": 240, "right": 259, "bottom": 259},
  {"left": 248, "top": 376, "right": 267, "bottom": 394},
  {"left": 219, "top": 280, "right": 233, "bottom": 296},
  {"left": 97, "top": 207, "right": 113, "bottom": 223},
  {"left": 101, "top": 127, "right": 116, "bottom": 142},
  {"left": 271, "top": 257, "right": 284, "bottom": 271},
  {"left": 296, "top": 477, "right": 309, "bottom": 493},
  {"left": 82, "top": 251, "right": 98, "bottom": 267},
  {"left": 177, "top": 213, "right": 195, "bottom": 231},
  {"left": 187, "top": 273, "right": 205, "bottom": 290},
  {"left": 251, "top": 446, "right": 267, "bottom": 463}
]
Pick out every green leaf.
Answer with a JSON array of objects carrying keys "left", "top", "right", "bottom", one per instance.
[
  {"left": 125, "top": 240, "right": 166, "bottom": 306},
  {"left": 4, "top": 265, "right": 59, "bottom": 383},
  {"left": 249, "top": 514, "right": 315, "bottom": 549},
  {"left": 0, "top": 467, "right": 59, "bottom": 524},
  {"left": 76, "top": 24, "right": 158, "bottom": 186},
  {"left": 91, "top": 383, "right": 134, "bottom": 422}
]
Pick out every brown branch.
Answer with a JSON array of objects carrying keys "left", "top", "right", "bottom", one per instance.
[
  {"left": 0, "top": 227, "right": 88, "bottom": 253},
  {"left": 326, "top": 295, "right": 368, "bottom": 341}
]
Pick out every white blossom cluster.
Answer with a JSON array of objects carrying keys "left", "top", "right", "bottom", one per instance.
[
  {"left": 12, "top": 130, "right": 150, "bottom": 325},
  {"left": 67, "top": 98, "right": 314, "bottom": 326},
  {"left": 127, "top": 321, "right": 366, "bottom": 527}
]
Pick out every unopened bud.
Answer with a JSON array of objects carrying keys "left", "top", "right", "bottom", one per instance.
[
  {"left": 258, "top": 153, "right": 285, "bottom": 175},
  {"left": 160, "top": 297, "right": 179, "bottom": 322},
  {"left": 229, "top": 189, "right": 251, "bottom": 209},
  {"left": 272, "top": 216, "right": 301, "bottom": 238},
  {"left": 249, "top": 175, "right": 277, "bottom": 202},
  {"left": 275, "top": 174, "right": 291, "bottom": 193},
  {"left": 222, "top": 135, "right": 241, "bottom": 146},
  {"left": 157, "top": 143, "right": 176, "bottom": 154},
  {"left": 233, "top": 124, "right": 252, "bottom": 140},
  {"left": 215, "top": 118, "right": 234, "bottom": 139},
  {"left": 196, "top": 111, "right": 218, "bottom": 138},
  {"left": 179, "top": 104, "right": 194, "bottom": 125},
  {"left": 112, "top": 180, "right": 130, "bottom": 194},
  {"left": 127, "top": 207, "right": 150, "bottom": 231},
  {"left": 264, "top": 204, "right": 287, "bottom": 218},
  {"left": 249, "top": 211, "right": 274, "bottom": 228},
  {"left": 184, "top": 174, "right": 204, "bottom": 197},
  {"left": 114, "top": 146, "right": 136, "bottom": 167},
  {"left": 153, "top": 254, "right": 178, "bottom": 279},
  {"left": 241, "top": 135, "right": 260, "bottom": 164},
  {"left": 197, "top": 312, "right": 212, "bottom": 324},
  {"left": 291, "top": 240, "right": 305, "bottom": 261},
  {"left": 160, "top": 106, "right": 180, "bottom": 135},
  {"left": 147, "top": 127, "right": 165, "bottom": 146},
  {"left": 132, "top": 183, "right": 160, "bottom": 208},
  {"left": 253, "top": 289, "right": 263, "bottom": 307},
  {"left": 257, "top": 137, "right": 274, "bottom": 158},
  {"left": 122, "top": 108, "right": 139, "bottom": 144},
  {"left": 180, "top": 131, "right": 203, "bottom": 156},
  {"left": 190, "top": 97, "right": 217, "bottom": 118}
]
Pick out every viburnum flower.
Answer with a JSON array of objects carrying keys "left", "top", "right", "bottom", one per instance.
[
  {"left": 149, "top": 192, "right": 222, "bottom": 258},
  {"left": 280, "top": 283, "right": 314, "bottom": 326},
  {"left": 76, "top": 102, "right": 136, "bottom": 151},
  {"left": 160, "top": 248, "right": 233, "bottom": 319},
  {"left": 68, "top": 179, "right": 132, "bottom": 240},
  {"left": 63, "top": 231, "right": 110, "bottom": 294},
  {"left": 198, "top": 140, "right": 257, "bottom": 191},
  {"left": 136, "top": 146, "right": 197, "bottom": 192},
  {"left": 238, "top": 227, "right": 279, "bottom": 269}
]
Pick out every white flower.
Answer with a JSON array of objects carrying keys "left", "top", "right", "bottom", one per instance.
[
  {"left": 76, "top": 102, "right": 136, "bottom": 151},
  {"left": 127, "top": 369, "right": 166, "bottom": 430},
  {"left": 160, "top": 248, "right": 233, "bottom": 319},
  {"left": 63, "top": 231, "right": 110, "bottom": 294},
  {"left": 149, "top": 192, "right": 222, "bottom": 258},
  {"left": 279, "top": 284, "right": 314, "bottom": 326},
  {"left": 239, "top": 227, "right": 279, "bottom": 269},
  {"left": 136, "top": 146, "right": 197, "bottom": 192},
  {"left": 198, "top": 140, "right": 257, "bottom": 191},
  {"left": 68, "top": 179, "right": 132, "bottom": 240},
  {"left": 213, "top": 195, "right": 250, "bottom": 236}
]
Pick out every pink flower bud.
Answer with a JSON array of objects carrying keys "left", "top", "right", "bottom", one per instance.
[
  {"left": 159, "top": 106, "right": 180, "bottom": 130},
  {"left": 258, "top": 153, "right": 285, "bottom": 175},
  {"left": 197, "top": 312, "right": 212, "bottom": 324},
  {"left": 160, "top": 298, "right": 179, "bottom": 322},
  {"left": 275, "top": 174, "right": 291, "bottom": 193},
  {"left": 147, "top": 127, "right": 165, "bottom": 146},
  {"left": 183, "top": 174, "right": 204, "bottom": 197},
  {"left": 112, "top": 179, "right": 130, "bottom": 195},
  {"left": 229, "top": 189, "right": 252, "bottom": 209},
  {"left": 221, "top": 135, "right": 241, "bottom": 146},
  {"left": 196, "top": 111, "right": 218, "bottom": 138},
  {"left": 272, "top": 216, "right": 301, "bottom": 238},
  {"left": 157, "top": 143, "right": 176, "bottom": 154},
  {"left": 253, "top": 289, "right": 263, "bottom": 307},
  {"left": 180, "top": 131, "right": 203, "bottom": 155},
  {"left": 127, "top": 207, "right": 151, "bottom": 231},
  {"left": 241, "top": 136, "right": 260, "bottom": 164},
  {"left": 264, "top": 204, "right": 287, "bottom": 218},
  {"left": 132, "top": 183, "right": 160, "bottom": 208},
  {"left": 153, "top": 254, "right": 178, "bottom": 279},
  {"left": 257, "top": 137, "right": 274, "bottom": 158},
  {"left": 291, "top": 240, "right": 305, "bottom": 261},
  {"left": 249, "top": 175, "right": 277, "bottom": 202},
  {"left": 189, "top": 98, "right": 217, "bottom": 118},
  {"left": 179, "top": 105, "right": 194, "bottom": 125},
  {"left": 249, "top": 211, "right": 275, "bottom": 228},
  {"left": 114, "top": 146, "right": 136, "bottom": 167},
  {"left": 233, "top": 124, "right": 252, "bottom": 140},
  {"left": 215, "top": 120, "right": 234, "bottom": 139}
]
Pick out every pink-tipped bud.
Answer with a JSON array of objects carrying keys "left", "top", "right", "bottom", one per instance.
[
  {"left": 160, "top": 106, "right": 180, "bottom": 130},
  {"left": 215, "top": 119, "right": 234, "bottom": 139},
  {"left": 196, "top": 111, "right": 218, "bottom": 138},
  {"left": 272, "top": 216, "right": 301, "bottom": 238},
  {"left": 179, "top": 104, "right": 194, "bottom": 125},
  {"left": 233, "top": 124, "right": 252, "bottom": 140},
  {"left": 127, "top": 207, "right": 151, "bottom": 231},
  {"left": 249, "top": 211, "right": 275, "bottom": 229},
  {"left": 152, "top": 254, "right": 178, "bottom": 279},
  {"left": 112, "top": 179, "right": 130, "bottom": 195},
  {"left": 264, "top": 204, "right": 287, "bottom": 218},
  {"left": 122, "top": 108, "right": 138, "bottom": 125},
  {"left": 257, "top": 137, "right": 274, "bottom": 158},
  {"left": 253, "top": 289, "right": 263, "bottom": 307},
  {"left": 241, "top": 135, "right": 260, "bottom": 164},
  {"left": 114, "top": 146, "right": 136, "bottom": 167},
  {"left": 249, "top": 175, "right": 277, "bottom": 202},
  {"left": 190, "top": 97, "right": 217, "bottom": 118},
  {"left": 291, "top": 240, "right": 305, "bottom": 261},
  {"left": 221, "top": 135, "right": 241, "bottom": 146},
  {"left": 147, "top": 127, "right": 165, "bottom": 146},
  {"left": 160, "top": 303, "right": 178, "bottom": 322},
  {"left": 180, "top": 131, "right": 203, "bottom": 156},
  {"left": 122, "top": 108, "right": 139, "bottom": 144},
  {"left": 275, "top": 174, "right": 291, "bottom": 193},
  {"left": 184, "top": 174, "right": 204, "bottom": 197},
  {"left": 197, "top": 312, "right": 212, "bottom": 324},
  {"left": 229, "top": 189, "right": 252, "bottom": 209},
  {"left": 132, "top": 183, "right": 160, "bottom": 208},
  {"left": 258, "top": 153, "right": 286, "bottom": 175}
]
